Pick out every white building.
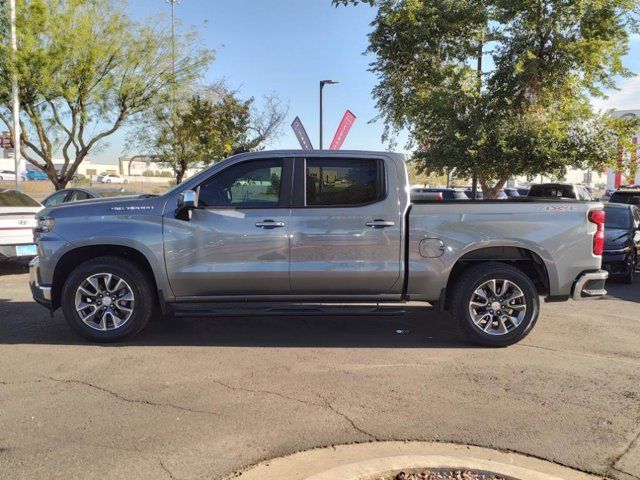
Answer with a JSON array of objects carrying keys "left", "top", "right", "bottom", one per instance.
[{"left": 1, "top": 150, "right": 100, "bottom": 176}]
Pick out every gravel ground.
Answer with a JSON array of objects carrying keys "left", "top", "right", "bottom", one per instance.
[{"left": 371, "top": 470, "right": 508, "bottom": 480}]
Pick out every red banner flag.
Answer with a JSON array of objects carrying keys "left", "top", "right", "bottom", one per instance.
[{"left": 329, "top": 110, "right": 356, "bottom": 150}]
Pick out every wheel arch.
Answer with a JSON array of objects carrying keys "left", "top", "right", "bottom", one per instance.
[
  {"left": 443, "top": 246, "right": 550, "bottom": 310},
  {"left": 51, "top": 245, "right": 159, "bottom": 310}
]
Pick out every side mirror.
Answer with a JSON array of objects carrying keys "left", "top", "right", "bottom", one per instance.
[
  {"left": 178, "top": 190, "right": 198, "bottom": 209},
  {"left": 175, "top": 190, "right": 198, "bottom": 220}
]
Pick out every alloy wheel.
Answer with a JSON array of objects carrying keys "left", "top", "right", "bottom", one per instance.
[
  {"left": 74, "top": 273, "right": 135, "bottom": 331},
  {"left": 468, "top": 279, "right": 527, "bottom": 336}
]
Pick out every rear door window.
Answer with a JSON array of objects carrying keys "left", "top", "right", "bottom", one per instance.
[
  {"left": 305, "top": 158, "right": 383, "bottom": 207},
  {"left": 68, "top": 190, "right": 93, "bottom": 202}
]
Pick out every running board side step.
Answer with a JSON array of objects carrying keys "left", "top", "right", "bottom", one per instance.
[{"left": 170, "top": 305, "right": 408, "bottom": 318}]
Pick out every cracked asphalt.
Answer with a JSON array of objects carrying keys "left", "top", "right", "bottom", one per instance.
[{"left": 1, "top": 261, "right": 640, "bottom": 480}]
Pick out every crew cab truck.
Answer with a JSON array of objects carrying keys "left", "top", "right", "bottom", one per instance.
[{"left": 30, "top": 150, "right": 608, "bottom": 347}]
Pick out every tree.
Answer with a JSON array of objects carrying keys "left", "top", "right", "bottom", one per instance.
[
  {"left": 334, "top": 0, "right": 639, "bottom": 197},
  {"left": 607, "top": 114, "right": 640, "bottom": 183},
  {"left": 0, "top": 0, "right": 213, "bottom": 189},
  {"left": 128, "top": 83, "right": 287, "bottom": 183}
]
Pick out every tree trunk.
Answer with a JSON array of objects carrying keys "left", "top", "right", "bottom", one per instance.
[
  {"left": 175, "top": 169, "right": 185, "bottom": 184},
  {"left": 479, "top": 174, "right": 510, "bottom": 199}
]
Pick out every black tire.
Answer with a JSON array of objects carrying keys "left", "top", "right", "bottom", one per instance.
[
  {"left": 451, "top": 262, "right": 540, "bottom": 347},
  {"left": 623, "top": 252, "right": 637, "bottom": 285},
  {"left": 61, "top": 256, "right": 155, "bottom": 342}
]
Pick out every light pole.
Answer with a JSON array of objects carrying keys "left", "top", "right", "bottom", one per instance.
[
  {"left": 8, "top": 0, "right": 22, "bottom": 190},
  {"left": 167, "top": 0, "right": 179, "bottom": 170},
  {"left": 319, "top": 80, "right": 338, "bottom": 149}
]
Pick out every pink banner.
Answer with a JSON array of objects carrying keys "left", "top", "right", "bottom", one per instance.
[{"left": 329, "top": 110, "right": 356, "bottom": 150}]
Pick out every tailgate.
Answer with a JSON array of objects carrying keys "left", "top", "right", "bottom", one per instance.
[{"left": 0, "top": 211, "right": 38, "bottom": 245}]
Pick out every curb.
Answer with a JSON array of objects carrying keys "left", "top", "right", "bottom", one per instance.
[{"left": 232, "top": 442, "right": 600, "bottom": 480}]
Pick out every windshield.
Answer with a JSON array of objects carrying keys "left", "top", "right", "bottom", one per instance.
[
  {"left": 0, "top": 189, "right": 41, "bottom": 207},
  {"left": 604, "top": 207, "right": 631, "bottom": 229},
  {"left": 610, "top": 191, "right": 640, "bottom": 204},
  {"left": 529, "top": 184, "right": 574, "bottom": 198}
]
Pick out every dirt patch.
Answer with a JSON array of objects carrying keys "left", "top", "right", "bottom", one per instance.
[{"left": 366, "top": 469, "right": 511, "bottom": 480}]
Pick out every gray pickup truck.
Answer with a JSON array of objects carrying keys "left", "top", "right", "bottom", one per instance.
[{"left": 30, "top": 150, "right": 608, "bottom": 346}]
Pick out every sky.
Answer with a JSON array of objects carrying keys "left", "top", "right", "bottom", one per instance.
[{"left": 93, "top": 0, "right": 640, "bottom": 164}]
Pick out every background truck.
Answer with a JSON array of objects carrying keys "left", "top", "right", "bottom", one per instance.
[{"left": 30, "top": 150, "right": 608, "bottom": 346}]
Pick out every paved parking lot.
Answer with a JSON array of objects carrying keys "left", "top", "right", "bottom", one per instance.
[{"left": 1, "top": 262, "right": 639, "bottom": 480}]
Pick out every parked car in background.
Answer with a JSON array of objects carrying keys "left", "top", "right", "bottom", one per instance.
[
  {"left": 517, "top": 187, "right": 530, "bottom": 196},
  {"left": 0, "top": 189, "right": 41, "bottom": 260},
  {"left": 609, "top": 189, "right": 640, "bottom": 206},
  {"left": 602, "top": 203, "right": 640, "bottom": 284},
  {"left": 601, "top": 189, "right": 615, "bottom": 202},
  {"left": 528, "top": 183, "right": 591, "bottom": 200},
  {"left": 21, "top": 170, "right": 48, "bottom": 181},
  {"left": 463, "top": 188, "right": 483, "bottom": 200},
  {"left": 32, "top": 150, "right": 608, "bottom": 346},
  {"left": 41, "top": 188, "right": 149, "bottom": 208},
  {"left": 503, "top": 188, "right": 521, "bottom": 198},
  {"left": 411, "top": 187, "right": 468, "bottom": 201},
  {"left": 97, "top": 173, "right": 128, "bottom": 184},
  {"left": 0, "top": 170, "right": 16, "bottom": 181}
]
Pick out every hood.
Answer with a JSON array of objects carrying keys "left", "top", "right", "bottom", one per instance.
[
  {"left": 604, "top": 228, "right": 631, "bottom": 249},
  {"left": 39, "top": 194, "right": 164, "bottom": 219}
]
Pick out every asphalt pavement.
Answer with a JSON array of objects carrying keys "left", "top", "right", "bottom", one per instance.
[{"left": 1, "top": 262, "right": 639, "bottom": 480}]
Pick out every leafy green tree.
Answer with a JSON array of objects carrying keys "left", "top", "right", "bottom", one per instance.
[
  {"left": 334, "top": 0, "right": 639, "bottom": 197},
  {"left": 129, "top": 83, "right": 287, "bottom": 183},
  {"left": 0, "top": 0, "right": 212, "bottom": 189}
]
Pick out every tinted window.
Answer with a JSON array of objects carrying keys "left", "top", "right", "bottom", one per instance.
[
  {"left": 528, "top": 185, "right": 575, "bottom": 198},
  {"left": 305, "top": 158, "right": 382, "bottom": 206},
  {"left": 0, "top": 189, "right": 40, "bottom": 207},
  {"left": 69, "top": 190, "right": 93, "bottom": 202},
  {"left": 43, "top": 191, "right": 68, "bottom": 207},
  {"left": 199, "top": 159, "right": 284, "bottom": 208},
  {"left": 609, "top": 191, "right": 640, "bottom": 205},
  {"left": 604, "top": 207, "right": 632, "bottom": 230}
]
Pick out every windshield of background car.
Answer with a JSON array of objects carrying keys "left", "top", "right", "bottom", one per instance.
[
  {"left": 529, "top": 185, "right": 574, "bottom": 198},
  {"left": 610, "top": 191, "right": 640, "bottom": 204},
  {"left": 604, "top": 207, "right": 631, "bottom": 230},
  {"left": 0, "top": 189, "right": 41, "bottom": 207}
]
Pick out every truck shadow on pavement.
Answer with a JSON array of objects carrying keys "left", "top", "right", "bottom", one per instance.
[
  {"left": 602, "top": 276, "right": 640, "bottom": 303},
  {"left": 0, "top": 301, "right": 477, "bottom": 348},
  {"left": 0, "top": 262, "right": 29, "bottom": 276}
]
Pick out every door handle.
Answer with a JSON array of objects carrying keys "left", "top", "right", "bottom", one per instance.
[
  {"left": 255, "top": 220, "right": 285, "bottom": 229},
  {"left": 365, "top": 219, "right": 395, "bottom": 228}
]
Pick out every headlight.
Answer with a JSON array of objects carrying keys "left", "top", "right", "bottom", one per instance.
[{"left": 35, "top": 217, "right": 55, "bottom": 233}]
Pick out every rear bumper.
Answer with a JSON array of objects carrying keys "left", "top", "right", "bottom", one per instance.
[
  {"left": 572, "top": 270, "right": 608, "bottom": 300},
  {"left": 29, "top": 256, "right": 52, "bottom": 309},
  {"left": 0, "top": 244, "right": 36, "bottom": 259}
]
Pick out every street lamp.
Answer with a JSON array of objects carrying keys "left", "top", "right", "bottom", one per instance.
[
  {"left": 8, "top": 0, "right": 22, "bottom": 190},
  {"left": 319, "top": 80, "right": 338, "bottom": 149},
  {"left": 167, "top": 0, "right": 179, "bottom": 177}
]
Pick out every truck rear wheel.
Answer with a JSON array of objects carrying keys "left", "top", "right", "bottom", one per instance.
[
  {"left": 60, "top": 256, "right": 154, "bottom": 342},
  {"left": 450, "top": 262, "right": 539, "bottom": 347}
]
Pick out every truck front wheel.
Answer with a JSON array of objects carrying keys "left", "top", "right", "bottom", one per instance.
[
  {"left": 450, "top": 262, "right": 539, "bottom": 347},
  {"left": 60, "top": 256, "right": 154, "bottom": 342}
]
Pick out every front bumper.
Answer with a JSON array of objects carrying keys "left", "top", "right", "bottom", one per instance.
[
  {"left": 572, "top": 270, "right": 608, "bottom": 300},
  {"left": 29, "top": 256, "right": 52, "bottom": 309}
]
